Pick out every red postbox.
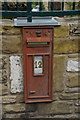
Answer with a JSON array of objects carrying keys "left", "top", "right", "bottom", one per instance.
[{"left": 23, "top": 26, "right": 54, "bottom": 103}]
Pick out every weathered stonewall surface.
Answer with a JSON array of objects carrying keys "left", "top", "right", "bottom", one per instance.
[{"left": 1, "top": 17, "right": 80, "bottom": 119}]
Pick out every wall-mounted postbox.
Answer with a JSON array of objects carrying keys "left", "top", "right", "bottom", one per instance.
[
  {"left": 14, "top": 17, "right": 60, "bottom": 103},
  {"left": 23, "top": 26, "right": 54, "bottom": 103}
]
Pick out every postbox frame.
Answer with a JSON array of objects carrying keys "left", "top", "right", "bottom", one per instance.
[{"left": 23, "top": 26, "right": 54, "bottom": 103}]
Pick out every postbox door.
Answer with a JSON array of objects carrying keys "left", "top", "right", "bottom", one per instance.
[
  {"left": 23, "top": 26, "right": 53, "bottom": 103},
  {"left": 25, "top": 54, "right": 52, "bottom": 102}
]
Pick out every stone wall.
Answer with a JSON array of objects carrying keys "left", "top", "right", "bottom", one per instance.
[{"left": 0, "top": 17, "right": 80, "bottom": 119}]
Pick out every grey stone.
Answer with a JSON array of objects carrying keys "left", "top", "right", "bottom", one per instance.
[
  {"left": 66, "top": 73, "right": 80, "bottom": 88},
  {"left": 69, "top": 24, "right": 80, "bottom": 36},
  {"left": 37, "top": 101, "right": 73, "bottom": 115},
  {"left": 2, "top": 96, "right": 16, "bottom": 104},
  {"left": 67, "top": 60, "right": 80, "bottom": 72},
  {"left": 53, "top": 55, "right": 66, "bottom": 92},
  {"left": 10, "top": 56, "right": 23, "bottom": 93},
  {"left": 3, "top": 103, "right": 25, "bottom": 113},
  {"left": 0, "top": 84, "right": 8, "bottom": 95}
]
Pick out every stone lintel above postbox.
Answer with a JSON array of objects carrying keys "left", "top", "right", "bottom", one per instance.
[{"left": 13, "top": 17, "right": 60, "bottom": 27}]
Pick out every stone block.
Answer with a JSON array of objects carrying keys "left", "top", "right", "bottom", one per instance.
[
  {"left": 16, "top": 94, "right": 24, "bottom": 103},
  {"left": 59, "top": 93, "right": 80, "bottom": 100},
  {"left": 75, "top": 107, "right": 80, "bottom": 113},
  {"left": 53, "top": 55, "right": 66, "bottom": 92},
  {"left": 53, "top": 114, "right": 79, "bottom": 119},
  {"left": 37, "top": 101, "right": 73, "bottom": 115},
  {"left": 2, "top": 95, "right": 16, "bottom": 104},
  {"left": 5, "top": 113, "right": 26, "bottom": 118},
  {"left": 0, "top": 114, "right": 2, "bottom": 120},
  {"left": 75, "top": 100, "right": 80, "bottom": 106},
  {"left": 3, "top": 103, "right": 25, "bottom": 113},
  {"left": 68, "top": 54, "right": 79, "bottom": 58},
  {"left": 69, "top": 23, "right": 80, "bottom": 36},
  {"left": 0, "top": 84, "right": 8, "bottom": 95},
  {"left": 2, "top": 19, "right": 13, "bottom": 26},
  {"left": 66, "top": 73, "right": 80, "bottom": 88},
  {"left": 54, "top": 38, "right": 79, "bottom": 54},
  {"left": 0, "top": 36, "right": 2, "bottom": 53},
  {"left": 2, "top": 26, "right": 21, "bottom": 35},
  {"left": 10, "top": 56, "right": 23, "bottom": 93},
  {"left": 2, "top": 35, "right": 23, "bottom": 54},
  {"left": 54, "top": 26, "right": 68, "bottom": 37},
  {"left": 0, "top": 56, "right": 2, "bottom": 84},
  {"left": 67, "top": 60, "right": 80, "bottom": 72},
  {"left": 65, "top": 87, "right": 80, "bottom": 93},
  {"left": 0, "top": 55, "right": 9, "bottom": 83},
  {"left": 0, "top": 28, "right": 2, "bottom": 35},
  {"left": 26, "top": 104, "right": 38, "bottom": 112},
  {"left": 0, "top": 110, "right": 2, "bottom": 120}
]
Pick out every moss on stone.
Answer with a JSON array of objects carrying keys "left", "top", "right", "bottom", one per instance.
[
  {"left": 2, "top": 35, "right": 23, "bottom": 54},
  {"left": 54, "top": 38, "right": 79, "bottom": 54},
  {"left": 53, "top": 55, "right": 66, "bottom": 92},
  {"left": 2, "top": 26, "right": 21, "bottom": 35},
  {"left": 54, "top": 26, "right": 69, "bottom": 37}
]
